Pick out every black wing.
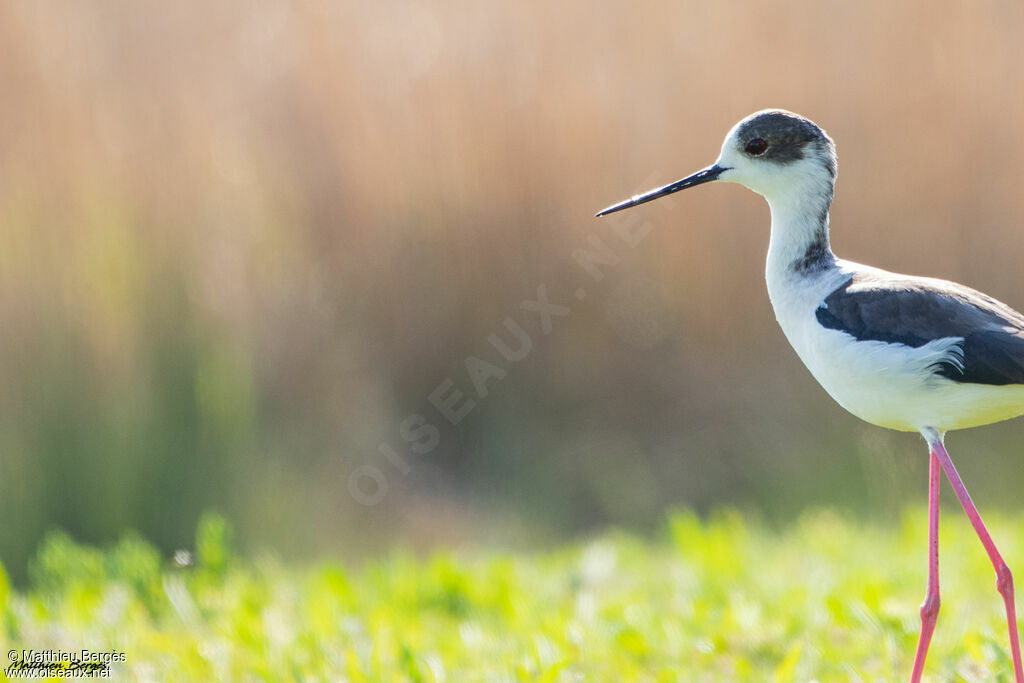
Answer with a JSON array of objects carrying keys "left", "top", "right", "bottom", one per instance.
[{"left": 815, "top": 271, "right": 1024, "bottom": 385}]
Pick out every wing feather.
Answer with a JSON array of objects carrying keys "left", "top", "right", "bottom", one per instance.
[{"left": 815, "top": 272, "right": 1024, "bottom": 385}]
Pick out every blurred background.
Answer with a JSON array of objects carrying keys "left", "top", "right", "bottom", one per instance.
[{"left": 2, "top": 0, "right": 1024, "bottom": 581}]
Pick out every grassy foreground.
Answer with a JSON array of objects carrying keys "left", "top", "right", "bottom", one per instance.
[{"left": 1, "top": 510, "right": 1023, "bottom": 681}]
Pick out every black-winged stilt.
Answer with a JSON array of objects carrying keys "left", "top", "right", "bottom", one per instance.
[{"left": 597, "top": 109, "right": 1024, "bottom": 681}]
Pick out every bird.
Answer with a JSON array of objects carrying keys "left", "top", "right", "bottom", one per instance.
[{"left": 596, "top": 109, "right": 1024, "bottom": 682}]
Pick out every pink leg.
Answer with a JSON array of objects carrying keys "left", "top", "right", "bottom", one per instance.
[
  {"left": 926, "top": 432, "right": 1023, "bottom": 682},
  {"left": 910, "top": 448, "right": 941, "bottom": 683}
]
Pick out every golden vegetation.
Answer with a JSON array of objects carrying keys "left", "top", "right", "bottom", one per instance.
[{"left": 1, "top": 1, "right": 1023, "bottom": 572}]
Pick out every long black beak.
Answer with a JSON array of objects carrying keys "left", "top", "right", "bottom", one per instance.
[{"left": 595, "top": 164, "right": 729, "bottom": 217}]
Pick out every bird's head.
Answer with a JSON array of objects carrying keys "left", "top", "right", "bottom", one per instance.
[
  {"left": 716, "top": 109, "right": 836, "bottom": 199},
  {"left": 596, "top": 109, "right": 836, "bottom": 217}
]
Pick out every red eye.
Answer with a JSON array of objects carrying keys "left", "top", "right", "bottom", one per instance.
[{"left": 745, "top": 138, "right": 768, "bottom": 155}]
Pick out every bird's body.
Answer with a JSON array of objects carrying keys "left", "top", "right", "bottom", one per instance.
[
  {"left": 775, "top": 259, "right": 1024, "bottom": 432},
  {"left": 597, "top": 109, "right": 1024, "bottom": 681},
  {"left": 767, "top": 249, "right": 1024, "bottom": 433}
]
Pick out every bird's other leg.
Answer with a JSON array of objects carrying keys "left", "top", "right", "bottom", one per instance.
[
  {"left": 910, "top": 447, "right": 941, "bottom": 683},
  {"left": 925, "top": 430, "right": 1024, "bottom": 683}
]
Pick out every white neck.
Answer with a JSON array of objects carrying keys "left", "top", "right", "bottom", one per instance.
[
  {"left": 759, "top": 182, "right": 840, "bottom": 353},
  {"left": 764, "top": 182, "right": 836, "bottom": 294}
]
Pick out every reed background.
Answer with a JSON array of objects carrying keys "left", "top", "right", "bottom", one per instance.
[{"left": 2, "top": 0, "right": 1023, "bottom": 580}]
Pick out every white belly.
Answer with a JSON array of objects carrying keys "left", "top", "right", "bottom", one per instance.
[{"left": 794, "top": 324, "right": 1024, "bottom": 432}]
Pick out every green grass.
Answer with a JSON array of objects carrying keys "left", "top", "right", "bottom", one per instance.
[{"left": 2, "top": 509, "right": 1023, "bottom": 681}]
